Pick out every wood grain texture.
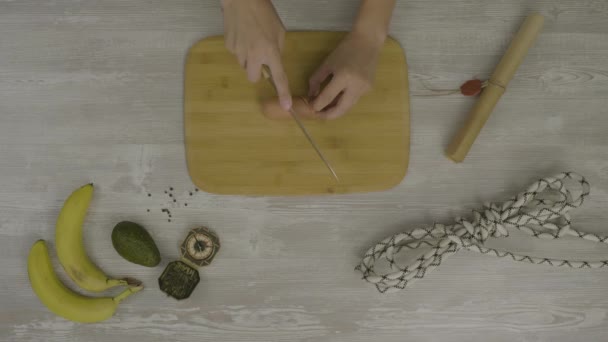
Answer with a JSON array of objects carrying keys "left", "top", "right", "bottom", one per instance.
[
  {"left": 184, "top": 32, "right": 409, "bottom": 195},
  {"left": 2, "top": 1, "right": 608, "bottom": 341}
]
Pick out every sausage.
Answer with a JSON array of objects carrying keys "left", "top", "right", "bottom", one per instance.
[{"left": 261, "top": 96, "right": 321, "bottom": 120}]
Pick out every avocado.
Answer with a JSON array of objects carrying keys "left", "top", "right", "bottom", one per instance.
[{"left": 112, "top": 221, "right": 161, "bottom": 267}]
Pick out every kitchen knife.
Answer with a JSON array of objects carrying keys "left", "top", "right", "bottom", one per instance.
[{"left": 261, "top": 66, "right": 339, "bottom": 182}]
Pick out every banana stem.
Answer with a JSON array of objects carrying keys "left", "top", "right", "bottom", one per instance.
[
  {"left": 113, "top": 285, "right": 144, "bottom": 304},
  {"left": 107, "top": 277, "right": 142, "bottom": 288}
]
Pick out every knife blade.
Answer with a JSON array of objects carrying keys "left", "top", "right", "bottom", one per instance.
[{"left": 261, "top": 66, "right": 339, "bottom": 182}]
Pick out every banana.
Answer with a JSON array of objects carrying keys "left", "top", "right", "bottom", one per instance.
[
  {"left": 55, "top": 183, "right": 134, "bottom": 292},
  {"left": 28, "top": 240, "right": 143, "bottom": 323}
]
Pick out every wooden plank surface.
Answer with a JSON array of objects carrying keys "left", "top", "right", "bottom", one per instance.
[
  {"left": 185, "top": 32, "right": 409, "bottom": 195},
  {"left": 1, "top": 1, "right": 608, "bottom": 341}
]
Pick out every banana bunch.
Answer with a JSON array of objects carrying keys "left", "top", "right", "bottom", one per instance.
[
  {"left": 28, "top": 184, "right": 143, "bottom": 323},
  {"left": 28, "top": 240, "right": 142, "bottom": 323}
]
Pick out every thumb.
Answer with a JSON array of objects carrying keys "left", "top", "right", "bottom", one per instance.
[{"left": 308, "top": 64, "right": 332, "bottom": 98}]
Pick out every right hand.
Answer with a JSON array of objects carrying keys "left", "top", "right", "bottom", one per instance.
[
  {"left": 308, "top": 30, "right": 384, "bottom": 119},
  {"left": 221, "top": 0, "right": 292, "bottom": 110}
]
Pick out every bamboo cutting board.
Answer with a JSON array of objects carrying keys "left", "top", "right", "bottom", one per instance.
[{"left": 185, "top": 31, "right": 409, "bottom": 195}]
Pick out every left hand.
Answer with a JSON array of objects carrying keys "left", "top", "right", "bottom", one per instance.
[{"left": 308, "top": 30, "right": 384, "bottom": 119}]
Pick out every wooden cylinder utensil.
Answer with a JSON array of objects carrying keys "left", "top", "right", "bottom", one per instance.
[{"left": 445, "top": 13, "right": 545, "bottom": 162}]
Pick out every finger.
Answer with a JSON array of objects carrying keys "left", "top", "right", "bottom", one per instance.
[
  {"left": 308, "top": 64, "right": 332, "bottom": 98},
  {"left": 246, "top": 59, "right": 262, "bottom": 83},
  {"left": 311, "top": 76, "right": 345, "bottom": 112},
  {"left": 321, "top": 90, "right": 359, "bottom": 120},
  {"left": 267, "top": 56, "right": 292, "bottom": 110},
  {"left": 236, "top": 53, "right": 247, "bottom": 69},
  {"left": 224, "top": 38, "right": 235, "bottom": 53}
]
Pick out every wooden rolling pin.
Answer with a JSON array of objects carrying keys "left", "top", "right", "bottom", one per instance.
[{"left": 446, "top": 13, "right": 545, "bottom": 162}]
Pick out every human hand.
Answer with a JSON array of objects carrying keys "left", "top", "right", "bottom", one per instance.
[
  {"left": 308, "top": 30, "right": 385, "bottom": 119},
  {"left": 221, "top": 0, "right": 292, "bottom": 109}
]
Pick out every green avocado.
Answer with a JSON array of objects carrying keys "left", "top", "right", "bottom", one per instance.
[{"left": 112, "top": 221, "right": 161, "bottom": 267}]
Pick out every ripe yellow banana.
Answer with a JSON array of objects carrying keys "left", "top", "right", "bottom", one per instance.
[
  {"left": 28, "top": 240, "right": 143, "bottom": 323},
  {"left": 56, "top": 184, "right": 134, "bottom": 292}
]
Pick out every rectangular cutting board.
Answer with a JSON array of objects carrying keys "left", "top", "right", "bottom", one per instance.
[{"left": 185, "top": 31, "right": 409, "bottom": 195}]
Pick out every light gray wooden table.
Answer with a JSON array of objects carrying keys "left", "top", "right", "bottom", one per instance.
[{"left": 2, "top": 1, "right": 608, "bottom": 341}]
